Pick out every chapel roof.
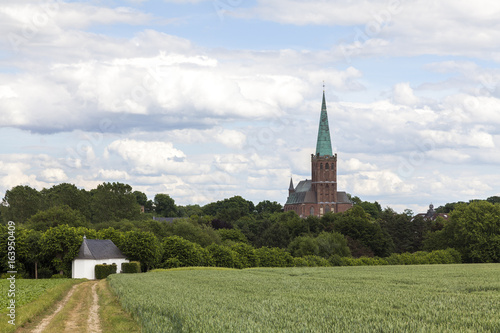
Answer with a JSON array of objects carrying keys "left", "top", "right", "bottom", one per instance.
[{"left": 74, "top": 237, "right": 127, "bottom": 260}]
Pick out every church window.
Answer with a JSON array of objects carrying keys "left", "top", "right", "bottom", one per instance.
[
  {"left": 310, "top": 207, "right": 314, "bottom": 216},
  {"left": 320, "top": 163, "right": 323, "bottom": 169},
  {"left": 325, "top": 205, "right": 330, "bottom": 213},
  {"left": 320, "top": 206, "right": 324, "bottom": 215},
  {"left": 325, "top": 163, "right": 329, "bottom": 169}
]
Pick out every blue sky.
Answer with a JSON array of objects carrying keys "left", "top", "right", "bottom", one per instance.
[{"left": 1, "top": 0, "right": 500, "bottom": 213}]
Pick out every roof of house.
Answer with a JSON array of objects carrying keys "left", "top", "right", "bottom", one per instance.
[
  {"left": 74, "top": 237, "right": 127, "bottom": 260},
  {"left": 285, "top": 180, "right": 351, "bottom": 205}
]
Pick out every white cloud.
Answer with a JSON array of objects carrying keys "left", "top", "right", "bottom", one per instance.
[
  {"left": 40, "top": 168, "right": 68, "bottom": 182},
  {"left": 393, "top": 82, "right": 419, "bottom": 106}
]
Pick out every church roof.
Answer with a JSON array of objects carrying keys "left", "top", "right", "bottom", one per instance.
[
  {"left": 74, "top": 237, "right": 127, "bottom": 260},
  {"left": 285, "top": 180, "right": 317, "bottom": 205},
  {"left": 315, "top": 91, "right": 333, "bottom": 156}
]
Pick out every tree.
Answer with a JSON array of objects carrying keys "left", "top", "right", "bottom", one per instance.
[
  {"left": 1, "top": 185, "right": 42, "bottom": 223},
  {"left": 333, "top": 206, "right": 393, "bottom": 257},
  {"left": 41, "top": 183, "right": 91, "bottom": 220},
  {"left": 202, "top": 196, "right": 255, "bottom": 222},
  {"left": 154, "top": 193, "right": 177, "bottom": 217},
  {"left": 316, "top": 231, "right": 351, "bottom": 258},
  {"left": 426, "top": 201, "right": 500, "bottom": 263},
  {"left": 26, "top": 205, "right": 90, "bottom": 231},
  {"left": 161, "top": 236, "right": 210, "bottom": 267},
  {"left": 133, "top": 191, "right": 153, "bottom": 213},
  {"left": 206, "top": 244, "right": 241, "bottom": 268},
  {"left": 121, "top": 231, "right": 162, "bottom": 271},
  {"left": 255, "top": 200, "right": 283, "bottom": 215},
  {"left": 91, "top": 182, "right": 141, "bottom": 223},
  {"left": 40, "top": 225, "right": 82, "bottom": 276}
]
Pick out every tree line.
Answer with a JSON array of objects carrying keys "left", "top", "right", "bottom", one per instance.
[{"left": 1, "top": 183, "right": 499, "bottom": 278}]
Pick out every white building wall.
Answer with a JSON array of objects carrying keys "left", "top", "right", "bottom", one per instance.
[{"left": 72, "top": 258, "right": 129, "bottom": 279}]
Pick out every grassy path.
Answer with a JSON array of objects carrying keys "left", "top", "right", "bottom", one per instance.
[
  {"left": 28, "top": 280, "right": 101, "bottom": 333},
  {"left": 12, "top": 279, "right": 140, "bottom": 333}
]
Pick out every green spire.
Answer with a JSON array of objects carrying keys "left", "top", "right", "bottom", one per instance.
[{"left": 315, "top": 90, "right": 333, "bottom": 156}]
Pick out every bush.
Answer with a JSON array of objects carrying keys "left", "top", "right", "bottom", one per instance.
[
  {"left": 95, "top": 264, "right": 117, "bottom": 279},
  {"left": 293, "top": 257, "right": 309, "bottom": 267},
  {"left": 163, "top": 258, "right": 182, "bottom": 269},
  {"left": 161, "top": 236, "right": 207, "bottom": 267},
  {"left": 231, "top": 243, "right": 259, "bottom": 268},
  {"left": 122, "top": 261, "right": 141, "bottom": 273},
  {"left": 302, "top": 255, "right": 331, "bottom": 267},
  {"left": 206, "top": 244, "right": 241, "bottom": 268},
  {"left": 50, "top": 274, "right": 66, "bottom": 279},
  {"left": 255, "top": 247, "right": 294, "bottom": 267}
]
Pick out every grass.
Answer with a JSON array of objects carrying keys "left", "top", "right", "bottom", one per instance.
[
  {"left": 0, "top": 278, "right": 82, "bottom": 333},
  {"left": 109, "top": 264, "right": 500, "bottom": 333},
  {"left": 98, "top": 279, "right": 141, "bottom": 333}
]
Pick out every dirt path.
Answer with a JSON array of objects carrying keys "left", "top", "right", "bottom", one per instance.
[{"left": 30, "top": 280, "right": 102, "bottom": 333}]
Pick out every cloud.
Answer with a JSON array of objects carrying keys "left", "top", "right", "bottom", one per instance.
[
  {"left": 106, "top": 139, "right": 206, "bottom": 175},
  {"left": 393, "top": 82, "right": 419, "bottom": 106},
  {"left": 39, "top": 168, "right": 68, "bottom": 182}
]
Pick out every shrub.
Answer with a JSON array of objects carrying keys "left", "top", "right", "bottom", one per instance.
[
  {"left": 122, "top": 261, "right": 141, "bottom": 273},
  {"left": 161, "top": 236, "right": 206, "bottom": 267},
  {"left": 206, "top": 244, "right": 241, "bottom": 268},
  {"left": 255, "top": 247, "right": 294, "bottom": 267},
  {"left": 230, "top": 243, "right": 259, "bottom": 268},
  {"left": 302, "top": 255, "right": 331, "bottom": 267},
  {"left": 50, "top": 274, "right": 66, "bottom": 279},
  {"left": 163, "top": 258, "right": 182, "bottom": 269},
  {"left": 95, "top": 264, "right": 117, "bottom": 279},
  {"left": 293, "top": 257, "right": 309, "bottom": 267}
]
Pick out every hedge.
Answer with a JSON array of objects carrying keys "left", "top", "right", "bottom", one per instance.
[
  {"left": 95, "top": 264, "right": 117, "bottom": 279},
  {"left": 122, "top": 261, "right": 141, "bottom": 273}
]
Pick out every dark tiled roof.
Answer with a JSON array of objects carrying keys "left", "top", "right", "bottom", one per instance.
[
  {"left": 337, "top": 192, "right": 351, "bottom": 204},
  {"left": 285, "top": 180, "right": 317, "bottom": 205},
  {"left": 75, "top": 238, "right": 127, "bottom": 260}
]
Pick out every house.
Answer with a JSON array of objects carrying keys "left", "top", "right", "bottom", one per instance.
[
  {"left": 72, "top": 236, "right": 129, "bottom": 279},
  {"left": 412, "top": 203, "right": 450, "bottom": 222},
  {"left": 284, "top": 89, "right": 353, "bottom": 217}
]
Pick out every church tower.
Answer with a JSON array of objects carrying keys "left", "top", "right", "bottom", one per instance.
[
  {"left": 284, "top": 89, "right": 352, "bottom": 217},
  {"left": 311, "top": 90, "right": 338, "bottom": 215}
]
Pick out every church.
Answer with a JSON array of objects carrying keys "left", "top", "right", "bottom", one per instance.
[{"left": 284, "top": 90, "right": 353, "bottom": 217}]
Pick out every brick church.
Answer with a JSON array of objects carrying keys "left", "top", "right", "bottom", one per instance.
[{"left": 284, "top": 90, "right": 353, "bottom": 217}]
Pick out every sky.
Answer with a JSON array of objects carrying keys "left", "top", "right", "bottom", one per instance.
[{"left": 1, "top": 0, "right": 500, "bottom": 214}]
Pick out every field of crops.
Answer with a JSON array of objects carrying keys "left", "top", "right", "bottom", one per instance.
[
  {"left": 108, "top": 264, "right": 500, "bottom": 332},
  {"left": 0, "top": 278, "right": 77, "bottom": 312}
]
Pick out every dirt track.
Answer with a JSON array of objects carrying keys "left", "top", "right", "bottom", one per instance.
[{"left": 29, "top": 280, "right": 102, "bottom": 333}]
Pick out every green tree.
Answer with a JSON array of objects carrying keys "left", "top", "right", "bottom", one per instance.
[
  {"left": 121, "top": 231, "right": 162, "bottom": 271},
  {"left": 202, "top": 196, "right": 255, "bottom": 222},
  {"left": 154, "top": 193, "right": 177, "bottom": 217},
  {"left": 231, "top": 243, "right": 259, "bottom": 268},
  {"left": 217, "top": 228, "right": 248, "bottom": 244},
  {"left": 91, "top": 182, "right": 141, "bottom": 223},
  {"left": 41, "top": 183, "right": 91, "bottom": 220},
  {"left": 255, "top": 200, "right": 283, "bottom": 215},
  {"left": 1, "top": 185, "right": 42, "bottom": 223},
  {"left": 26, "top": 205, "right": 90, "bottom": 231},
  {"left": 316, "top": 231, "right": 351, "bottom": 258},
  {"left": 97, "top": 227, "right": 125, "bottom": 249},
  {"left": 206, "top": 244, "right": 241, "bottom": 268},
  {"left": 288, "top": 235, "right": 319, "bottom": 257},
  {"left": 161, "top": 236, "right": 210, "bottom": 267},
  {"left": 426, "top": 201, "right": 500, "bottom": 263},
  {"left": 40, "top": 225, "right": 82, "bottom": 276}
]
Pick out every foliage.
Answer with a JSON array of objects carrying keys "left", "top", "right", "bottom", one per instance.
[
  {"left": 230, "top": 242, "right": 259, "bottom": 268},
  {"left": 154, "top": 193, "right": 177, "bottom": 217},
  {"left": 95, "top": 264, "right": 117, "bottom": 279},
  {"left": 91, "top": 182, "right": 141, "bottom": 223},
  {"left": 218, "top": 228, "right": 248, "bottom": 244},
  {"left": 425, "top": 201, "right": 500, "bottom": 263},
  {"left": 206, "top": 243, "right": 241, "bottom": 268},
  {"left": 166, "top": 218, "right": 221, "bottom": 247},
  {"left": 26, "top": 205, "right": 90, "bottom": 231},
  {"left": 41, "top": 183, "right": 92, "bottom": 220},
  {"left": 255, "top": 247, "right": 294, "bottom": 267},
  {"left": 121, "top": 231, "right": 162, "bottom": 271},
  {"left": 1, "top": 185, "right": 42, "bottom": 223},
  {"left": 39, "top": 224, "right": 83, "bottom": 275},
  {"left": 161, "top": 236, "right": 209, "bottom": 267},
  {"left": 121, "top": 261, "right": 141, "bottom": 273},
  {"left": 255, "top": 200, "right": 283, "bottom": 216},
  {"left": 108, "top": 265, "right": 500, "bottom": 333},
  {"left": 202, "top": 195, "right": 255, "bottom": 223}
]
